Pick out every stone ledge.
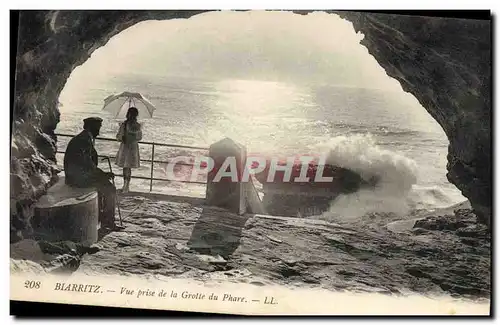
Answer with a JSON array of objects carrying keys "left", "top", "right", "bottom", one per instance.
[
  {"left": 32, "top": 176, "right": 99, "bottom": 245},
  {"left": 35, "top": 176, "right": 97, "bottom": 209}
]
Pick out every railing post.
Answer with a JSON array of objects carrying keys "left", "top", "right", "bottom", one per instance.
[{"left": 149, "top": 143, "right": 155, "bottom": 192}]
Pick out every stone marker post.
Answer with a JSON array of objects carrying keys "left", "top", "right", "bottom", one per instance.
[{"left": 206, "top": 138, "right": 247, "bottom": 215}]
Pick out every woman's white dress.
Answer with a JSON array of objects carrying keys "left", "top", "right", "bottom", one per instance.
[{"left": 115, "top": 121, "right": 142, "bottom": 168}]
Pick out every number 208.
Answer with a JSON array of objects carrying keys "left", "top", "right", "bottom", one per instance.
[{"left": 24, "top": 281, "right": 41, "bottom": 289}]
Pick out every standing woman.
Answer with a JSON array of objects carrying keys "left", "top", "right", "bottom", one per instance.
[{"left": 116, "top": 107, "right": 142, "bottom": 193}]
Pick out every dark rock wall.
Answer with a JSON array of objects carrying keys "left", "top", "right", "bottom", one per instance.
[
  {"left": 10, "top": 10, "right": 491, "bottom": 241},
  {"left": 10, "top": 10, "right": 206, "bottom": 241},
  {"left": 337, "top": 12, "right": 491, "bottom": 225}
]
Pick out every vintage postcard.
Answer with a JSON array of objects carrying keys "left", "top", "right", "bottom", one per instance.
[{"left": 10, "top": 9, "right": 491, "bottom": 316}]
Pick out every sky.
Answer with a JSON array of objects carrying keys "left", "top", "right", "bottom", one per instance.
[{"left": 65, "top": 10, "right": 404, "bottom": 90}]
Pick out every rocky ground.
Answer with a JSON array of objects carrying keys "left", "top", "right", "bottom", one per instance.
[{"left": 11, "top": 195, "right": 490, "bottom": 302}]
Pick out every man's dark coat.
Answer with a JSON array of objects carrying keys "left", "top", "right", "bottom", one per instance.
[{"left": 63, "top": 130, "right": 106, "bottom": 187}]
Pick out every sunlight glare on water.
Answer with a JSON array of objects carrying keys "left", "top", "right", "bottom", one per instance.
[{"left": 56, "top": 10, "right": 466, "bottom": 207}]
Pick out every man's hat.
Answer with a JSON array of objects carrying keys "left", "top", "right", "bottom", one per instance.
[{"left": 83, "top": 117, "right": 103, "bottom": 125}]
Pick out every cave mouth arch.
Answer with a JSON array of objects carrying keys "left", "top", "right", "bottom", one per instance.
[
  {"left": 12, "top": 11, "right": 491, "bottom": 240},
  {"left": 56, "top": 10, "right": 464, "bottom": 212}
]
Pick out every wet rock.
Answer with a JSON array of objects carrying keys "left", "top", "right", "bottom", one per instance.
[
  {"left": 43, "top": 254, "right": 81, "bottom": 273},
  {"left": 456, "top": 225, "right": 489, "bottom": 239},
  {"left": 460, "top": 237, "right": 480, "bottom": 246},
  {"left": 38, "top": 240, "right": 79, "bottom": 256},
  {"left": 175, "top": 242, "right": 190, "bottom": 252},
  {"left": 406, "top": 267, "right": 431, "bottom": 279},
  {"left": 414, "top": 215, "right": 467, "bottom": 231},
  {"left": 413, "top": 208, "right": 478, "bottom": 230},
  {"left": 302, "top": 275, "right": 321, "bottom": 284},
  {"left": 37, "top": 240, "right": 101, "bottom": 259},
  {"left": 10, "top": 238, "right": 100, "bottom": 275},
  {"left": 85, "top": 245, "right": 101, "bottom": 255},
  {"left": 439, "top": 282, "right": 489, "bottom": 297},
  {"left": 412, "top": 208, "right": 491, "bottom": 248},
  {"left": 266, "top": 235, "right": 283, "bottom": 243},
  {"left": 278, "top": 263, "right": 302, "bottom": 278},
  {"left": 337, "top": 269, "right": 356, "bottom": 277},
  {"left": 411, "top": 228, "right": 429, "bottom": 235},
  {"left": 197, "top": 254, "right": 227, "bottom": 265},
  {"left": 387, "top": 219, "right": 418, "bottom": 233},
  {"left": 10, "top": 258, "right": 46, "bottom": 274},
  {"left": 75, "top": 196, "right": 490, "bottom": 298},
  {"left": 10, "top": 239, "right": 46, "bottom": 262}
]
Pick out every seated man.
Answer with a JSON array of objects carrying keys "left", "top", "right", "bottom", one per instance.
[{"left": 63, "top": 117, "right": 120, "bottom": 230}]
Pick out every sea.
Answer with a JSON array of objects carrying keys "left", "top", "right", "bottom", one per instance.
[{"left": 56, "top": 73, "right": 467, "bottom": 219}]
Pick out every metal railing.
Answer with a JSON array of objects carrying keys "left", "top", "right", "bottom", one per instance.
[{"left": 55, "top": 133, "right": 209, "bottom": 192}]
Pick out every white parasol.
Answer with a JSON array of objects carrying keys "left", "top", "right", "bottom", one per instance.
[{"left": 102, "top": 91, "right": 156, "bottom": 119}]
